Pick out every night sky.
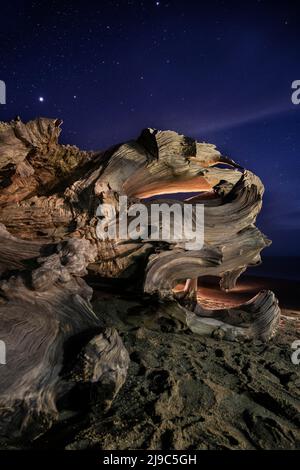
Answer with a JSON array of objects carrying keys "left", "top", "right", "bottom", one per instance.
[{"left": 0, "top": 0, "right": 300, "bottom": 273}]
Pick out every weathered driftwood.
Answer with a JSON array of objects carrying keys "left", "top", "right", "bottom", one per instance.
[
  {"left": 0, "top": 225, "right": 129, "bottom": 441},
  {"left": 0, "top": 118, "right": 280, "bottom": 441}
]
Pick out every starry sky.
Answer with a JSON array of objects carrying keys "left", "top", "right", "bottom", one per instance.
[{"left": 0, "top": 0, "right": 300, "bottom": 274}]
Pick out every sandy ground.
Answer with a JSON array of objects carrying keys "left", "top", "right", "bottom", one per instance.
[{"left": 31, "top": 275, "right": 300, "bottom": 450}]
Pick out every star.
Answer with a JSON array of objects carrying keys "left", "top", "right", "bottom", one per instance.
[{"left": 38, "top": 97, "right": 44, "bottom": 102}]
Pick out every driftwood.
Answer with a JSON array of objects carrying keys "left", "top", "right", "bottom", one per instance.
[
  {"left": 0, "top": 226, "right": 129, "bottom": 441},
  {"left": 0, "top": 118, "right": 280, "bottom": 442}
]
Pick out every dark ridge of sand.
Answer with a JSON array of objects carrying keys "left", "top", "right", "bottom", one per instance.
[{"left": 29, "top": 276, "right": 300, "bottom": 451}]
